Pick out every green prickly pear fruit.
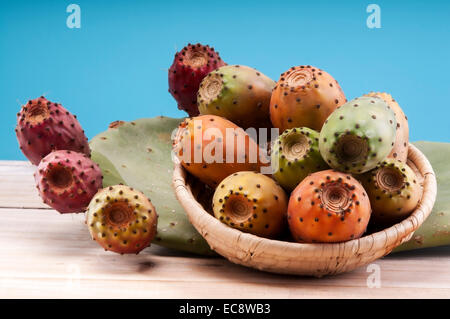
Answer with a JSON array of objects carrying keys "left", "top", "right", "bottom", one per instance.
[
  {"left": 197, "top": 65, "right": 275, "bottom": 129},
  {"left": 271, "top": 127, "right": 328, "bottom": 191},
  {"left": 87, "top": 185, "right": 158, "bottom": 255},
  {"left": 319, "top": 96, "right": 397, "bottom": 174},
  {"left": 212, "top": 171, "right": 288, "bottom": 239},
  {"left": 361, "top": 159, "right": 422, "bottom": 225}
]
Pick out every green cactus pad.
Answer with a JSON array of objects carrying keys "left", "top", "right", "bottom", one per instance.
[
  {"left": 89, "top": 116, "right": 215, "bottom": 256},
  {"left": 394, "top": 141, "right": 450, "bottom": 252}
]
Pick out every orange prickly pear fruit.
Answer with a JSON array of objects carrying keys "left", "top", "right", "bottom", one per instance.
[
  {"left": 364, "top": 92, "right": 409, "bottom": 162},
  {"left": 288, "top": 170, "right": 371, "bottom": 243},
  {"left": 270, "top": 65, "right": 346, "bottom": 132},
  {"left": 173, "top": 115, "right": 268, "bottom": 188},
  {"left": 213, "top": 171, "right": 288, "bottom": 238}
]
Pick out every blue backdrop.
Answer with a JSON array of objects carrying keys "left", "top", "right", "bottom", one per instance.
[{"left": 1, "top": 0, "right": 449, "bottom": 160}]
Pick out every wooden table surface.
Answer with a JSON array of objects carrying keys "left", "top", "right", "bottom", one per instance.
[{"left": 1, "top": 160, "right": 449, "bottom": 299}]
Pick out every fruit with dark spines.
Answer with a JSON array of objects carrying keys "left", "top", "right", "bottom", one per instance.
[
  {"left": 271, "top": 127, "right": 328, "bottom": 191},
  {"left": 15, "top": 96, "right": 91, "bottom": 165},
  {"left": 90, "top": 117, "right": 214, "bottom": 255},
  {"left": 361, "top": 159, "right": 422, "bottom": 224},
  {"left": 197, "top": 65, "right": 275, "bottom": 129},
  {"left": 34, "top": 150, "right": 103, "bottom": 213},
  {"left": 213, "top": 171, "right": 288, "bottom": 238},
  {"left": 168, "top": 43, "right": 226, "bottom": 117},
  {"left": 270, "top": 65, "right": 346, "bottom": 132},
  {"left": 319, "top": 96, "right": 397, "bottom": 174},
  {"left": 288, "top": 170, "right": 371, "bottom": 243},
  {"left": 86, "top": 185, "right": 158, "bottom": 254},
  {"left": 173, "top": 115, "right": 268, "bottom": 187},
  {"left": 364, "top": 92, "right": 409, "bottom": 162}
]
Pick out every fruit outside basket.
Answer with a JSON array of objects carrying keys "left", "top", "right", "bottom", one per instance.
[{"left": 172, "top": 144, "right": 437, "bottom": 277}]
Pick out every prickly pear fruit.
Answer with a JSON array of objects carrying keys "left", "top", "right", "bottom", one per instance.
[
  {"left": 271, "top": 127, "right": 328, "bottom": 191},
  {"left": 364, "top": 92, "right": 409, "bottom": 162},
  {"left": 270, "top": 65, "right": 346, "bottom": 132},
  {"left": 90, "top": 117, "right": 214, "bottom": 255},
  {"left": 34, "top": 150, "right": 103, "bottom": 213},
  {"left": 288, "top": 170, "right": 371, "bottom": 243},
  {"left": 197, "top": 65, "right": 275, "bottom": 129},
  {"left": 86, "top": 185, "right": 158, "bottom": 254},
  {"left": 173, "top": 115, "right": 268, "bottom": 188},
  {"left": 15, "top": 96, "right": 90, "bottom": 165},
  {"left": 319, "top": 96, "right": 397, "bottom": 174},
  {"left": 213, "top": 171, "right": 288, "bottom": 238},
  {"left": 168, "top": 43, "right": 226, "bottom": 116},
  {"left": 361, "top": 159, "right": 422, "bottom": 225}
]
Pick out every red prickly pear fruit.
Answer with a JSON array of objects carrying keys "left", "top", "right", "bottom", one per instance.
[
  {"left": 15, "top": 96, "right": 91, "bottom": 165},
  {"left": 213, "top": 171, "right": 288, "bottom": 238},
  {"left": 168, "top": 43, "right": 227, "bottom": 117},
  {"left": 197, "top": 65, "right": 275, "bottom": 129},
  {"left": 364, "top": 92, "right": 409, "bottom": 162},
  {"left": 86, "top": 185, "right": 158, "bottom": 255},
  {"left": 172, "top": 115, "right": 268, "bottom": 188},
  {"left": 288, "top": 170, "right": 371, "bottom": 243},
  {"left": 361, "top": 159, "right": 422, "bottom": 225},
  {"left": 270, "top": 65, "right": 346, "bottom": 132},
  {"left": 34, "top": 150, "right": 103, "bottom": 213}
]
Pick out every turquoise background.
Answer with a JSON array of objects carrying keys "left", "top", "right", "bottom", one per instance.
[{"left": 1, "top": 0, "right": 449, "bottom": 160}]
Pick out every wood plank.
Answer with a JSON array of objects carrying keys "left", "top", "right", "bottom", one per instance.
[
  {"left": 0, "top": 207, "right": 449, "bottom": 298},
  {"left": 0, "top": 160, "right": 49, "bottom": 209}
]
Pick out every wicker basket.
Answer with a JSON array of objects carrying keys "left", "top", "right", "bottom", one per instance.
[{"left": 173, "top": 144, "right": 437, "bottom": 277}]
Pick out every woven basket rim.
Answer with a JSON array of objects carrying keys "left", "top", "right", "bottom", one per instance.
[{"left": 173, "top": 143, "right": 437, "bottom": 263}]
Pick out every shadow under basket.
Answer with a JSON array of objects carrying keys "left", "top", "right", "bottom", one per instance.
[{"left": 172, "top": 144, "right": 437, "bottom": 277}]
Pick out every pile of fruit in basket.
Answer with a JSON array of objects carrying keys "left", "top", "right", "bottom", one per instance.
[
  {"left": 14, "top": 42, "right": 423, "bottom": 255},
  {"left": 170, "top": 43, "right": 423, "bottom": 243}
]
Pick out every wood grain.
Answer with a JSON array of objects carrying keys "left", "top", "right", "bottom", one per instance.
[
  {"left": 0, "top": 161, "right": 449, "bottom": 298},
  {"left": 0, "top": 160, "right": 49, "bottom": 209}
]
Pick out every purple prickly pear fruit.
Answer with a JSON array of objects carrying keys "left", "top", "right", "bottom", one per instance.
[
  {"left": 212, "top": 171, "right": 288, "bottom": 239},
  {"left": 15, "top": 96, "right": 90, "bottom": 165},
  {"left": 361, "top": 159, "right": 422, "bottom": 225},
  {"left": 271, "top": 127, "right": 328, "bottom": 191},
  {"left": 34, "top": 150, "right": 103, "bottom": 213},
  {"left": 86, "top": 185, "right": 158, "bottom": 255},
  {"left": 197, "top": 65, "right": 275, "bottom": 129},
  {"left": 168, "top": 43, "right": 227, "bottom": 117},
  {"left": 319, "top": 96, "right": 397, "bottom": 174},
  {"left": 364, "top": 92, "right": 409, "bottom": 162}
]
